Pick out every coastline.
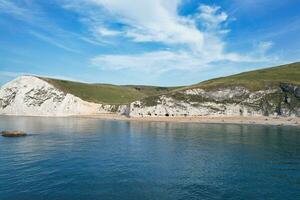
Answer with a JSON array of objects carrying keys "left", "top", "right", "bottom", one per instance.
[
  {"left": 1, "top": 114, "right": 299, "bottom": 127},
  {"left": 75, "top": 114, "right": 300, "bottom": 127}
]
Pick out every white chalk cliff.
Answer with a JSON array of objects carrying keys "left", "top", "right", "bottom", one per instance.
[
  {"left": 128, "top": 86, "right": 300, "bottom": 117},
  {"left": 0, "top": 76, "right": 299, "bottom": 117},
  {"left": 0, "top": 76, "right": 112, "bottom": 116}
]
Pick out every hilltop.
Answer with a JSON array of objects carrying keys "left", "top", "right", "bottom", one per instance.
[
  {"left": 41, "top": 62, "right": 300, "bottom": 105},
  {"left": 41, "top": 78, "right": 179, "bottom": 105},
  {"left": 0, "top": 61, "right": 299, "bottom": 117},
  {"left": 191, "top": 62, "right": 300, "bottom": 91},
  {"left": 131, "top": 62, "right": 300, "bottom": 117}
]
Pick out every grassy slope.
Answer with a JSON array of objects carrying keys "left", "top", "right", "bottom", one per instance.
[
  {"left": 41, "top": 78, "right": 178, "bottom": 104},
  {"left": 141, "top": 62, "right": 300, "bottom": 106},
  {"left": 125, "top": 85, "right": 181, "bottom": 96},
  {"left": 189, "top": 62, "right": 300, "bottom": 91},
  {"left": 41, "top": 62, "right": 300, "bottom": 104}
]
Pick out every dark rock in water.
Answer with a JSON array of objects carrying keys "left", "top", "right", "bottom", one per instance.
[{"left": 1, "top": 131, "right": 27, "bottom": 137}]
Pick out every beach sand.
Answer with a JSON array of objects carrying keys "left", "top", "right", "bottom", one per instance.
[{"left": 76, "top": 114, "right": 300, "bottom": 127}]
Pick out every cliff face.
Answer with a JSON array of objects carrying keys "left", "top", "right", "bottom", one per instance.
[
  {"left": 0, "top": 75, "right": 299, "bottom": 117},
  {"left": 0, "top": 76, "right": 116, "bottom": 116},
  {"left": 128, "top": 85, "right": 300, "bottom": 117}
]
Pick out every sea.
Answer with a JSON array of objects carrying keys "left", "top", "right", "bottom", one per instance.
[{"left": 0, "top": 116, "right": 300, "bottom": 200}]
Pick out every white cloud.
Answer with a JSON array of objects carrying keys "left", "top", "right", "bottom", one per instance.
[
  {"left": 64, "top": 1, "right": 261, "bottom": 70},
  {"left": 196, "top": 4, "right": 228, "bottom": 32},
  {"left": 90, "top": 50, "right": 263, "bottom": 74},
  {"left": 77, "top": 1, "right": 278, "bottom": 72},
  {"left": 91, "top": 51, "right": 202, "bottom": 72},
  {"left": 96, "top": 27, "right": 121, "bottom": 36},
  {"left": 0, "top": 0, "right": 32, "bottom": 20},
  {"left": 64, "top": 0, "right": 205, "bottom": 50},
  {"left": 0, "top": 0, "right": 108, "bottom": 49},
  {"left": 29, "top": 31, "right": 81, "bottom": 53},
  {"left": 2, "top": 0, "right": 277, "bottom": 73},
  {"left": 257, "top": 41, "right": 273, "bottom": 54}
]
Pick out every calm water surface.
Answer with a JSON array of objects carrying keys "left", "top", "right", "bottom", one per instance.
[{"left": 0, "top": 116, "right": 300, "bottom": 200}]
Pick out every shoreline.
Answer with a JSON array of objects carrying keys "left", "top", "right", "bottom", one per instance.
[
  {"left": 75, "top": 114, "right": 300, "bottom": 127},
  {"left": 1, "top": 114, "right": 299, "bottom": 127}
]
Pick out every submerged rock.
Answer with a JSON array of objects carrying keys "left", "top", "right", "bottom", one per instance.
[{"left": 1, "top": 131, "right": 27, "bottom": 137}]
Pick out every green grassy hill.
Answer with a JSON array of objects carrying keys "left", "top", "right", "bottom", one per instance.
[
  {"left": 190, "top": 62, "right": 300, "bottom": 91},
  {"left": 41, "top": 62, "right": 300, "bottom": 105},
  {"left": 41, "top": 78, "right": 179, "bottom": 105}
]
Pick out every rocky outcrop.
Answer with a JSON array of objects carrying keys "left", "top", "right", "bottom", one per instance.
[
  {"left": 128, "top": 86, "right": 300, "bottom": 117},
  {"left": 0, "top": 76, "right": 119, "bottom": 116},
  {"left": 0, "top": 76, "right": 299, "bottom": 117},
  {"left": 1, "top": 131, "right": 27, "bottom": 137},
  {"left": 280, "top": 83, "right": 300, "bottom": 100}
]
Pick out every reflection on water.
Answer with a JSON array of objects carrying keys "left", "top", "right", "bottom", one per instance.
[{"left": 0, "top": 116, "right": 300, "bottom": 200}]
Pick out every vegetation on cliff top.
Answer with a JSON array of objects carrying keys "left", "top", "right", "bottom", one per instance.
[
  {"left": 191, "top": 62, "right": 300, "bottom": 91},
  {"left": 41, "top": 62, "right": 300, "bottom": 104},
  {"left": 41, "top": 78, "right": 178, "bottom": 104}
]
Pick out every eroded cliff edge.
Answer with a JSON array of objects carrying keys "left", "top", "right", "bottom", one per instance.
[
  {"left": 0, "top": 76, "right": 125, "bottom": 116},
  {"left": 128, "top": 85, "right": 300, "bottom": 117},
  {"left": 0, "top": 62, "right": 299, "bottom": 117}
]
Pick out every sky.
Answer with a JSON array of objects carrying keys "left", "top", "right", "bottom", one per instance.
[{"left": 0, "top": 0, "right": 300, "bottom": 86}]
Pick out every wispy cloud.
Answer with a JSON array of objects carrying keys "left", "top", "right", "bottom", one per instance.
[
  {"left": 0, "top": 0, "right": 107, "bottom": 49},
  {"left": 91, "top": 51, "right": 203, "bottom": 72},
  {"left": 76, "top": 0, "right": 205, "bottom": 49},
  {"left": 0, "top": 0, "right": 34, "bottom": 20},
  {"left": 96, "top": 27, "right": 121, "bottom": 36},
  {"left": 73, "top": 1, "right": 274, "bottom": 72},
  {"left": 91, "top": 50, "right": 270, "bottom": 74},
  {"left": 257, "top": 41, "right": 273, "bottom": 54},
  {"left": 0, "top": 0, "right": 284, "bottom": 83},
  {"left": 28, "top": 31, "right": 81, "bottom": 54},
  {"left": 196, "top": 4, "right": 229, "bottom": 33}
]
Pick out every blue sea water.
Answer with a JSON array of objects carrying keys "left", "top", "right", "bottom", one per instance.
[{"left": 0, "top": 116, "right": 300, "bottom": 200}]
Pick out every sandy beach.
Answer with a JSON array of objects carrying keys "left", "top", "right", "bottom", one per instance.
[{"left": 76, "top": 114, "right": 300, "bottom": 127}]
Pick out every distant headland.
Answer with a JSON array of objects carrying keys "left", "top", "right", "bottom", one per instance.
[{"left": 0, "top": 62, "right": 299, "bottom": 126}]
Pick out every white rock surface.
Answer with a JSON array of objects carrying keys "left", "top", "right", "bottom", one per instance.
[
  {"left": 1, "top": 76, "right": 299, "bottom": 117},
  {"left": 128, "top": 96, "right": 258, "bottom": 117},
  {"left": 128, "top": 87, "right": 298, "bottom": 117},
  {"left": 0, "top": 76, "right": 114, "bottom": 116}
]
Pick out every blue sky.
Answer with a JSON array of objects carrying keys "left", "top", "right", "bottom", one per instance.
[{"left": 0, "top": 0, "right": 299, "bottom": 86}]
